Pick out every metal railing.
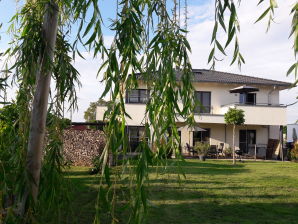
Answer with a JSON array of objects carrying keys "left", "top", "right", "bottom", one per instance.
[{"left": 221, "top": 102, "right": 286, "bottom": 107}]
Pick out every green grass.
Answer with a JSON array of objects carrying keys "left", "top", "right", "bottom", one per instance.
[{"left": 65, "top": 160, "right": 298, "bottom": 224}]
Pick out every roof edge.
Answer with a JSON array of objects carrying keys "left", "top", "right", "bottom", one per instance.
[{"left": 194, "top": 69, "right": 292, "bottom": 87}]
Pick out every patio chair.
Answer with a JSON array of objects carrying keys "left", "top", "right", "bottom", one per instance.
[
  {"left": 217, "top": 143, "right": 224, "bottom": 157},
  {"left": 235, "top": 149, "right": 243, "bottom": 162},
  {"left": 186, "top": 143, "right": 197, "bottom": 157},
  {"left": 208, "top": 145, "right": 218, "bottom": 158}
]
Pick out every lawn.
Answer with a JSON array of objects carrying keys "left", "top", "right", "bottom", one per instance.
[{"left": 65, "top": 160, "right": 298, "bottom": 224}]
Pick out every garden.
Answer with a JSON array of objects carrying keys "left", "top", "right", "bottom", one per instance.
[{"left": 63, "top": 160, "right": 298, "bottom": 224}]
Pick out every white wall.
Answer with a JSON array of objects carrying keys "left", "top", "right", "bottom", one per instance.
[
  {"left": 220, "top": 104, "right": 287, "bottom": 126},
  {"left": 179, "top": 123, "right": 271, "bottom": 154}
]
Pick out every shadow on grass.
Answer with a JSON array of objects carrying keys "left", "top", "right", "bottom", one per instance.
[
  {"left": 147, "top": 201, "right": 298, "bottom": 224},
  {"left": 60, "top": 160, "right": 298, "bottom": 224},
  {"left": 154, "top": 160, "right": 248, "bottom": 175}
]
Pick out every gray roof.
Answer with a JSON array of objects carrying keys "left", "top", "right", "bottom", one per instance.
[
  {"left": 136, "top": 69, "right": 292, "bottom": 88},
  {"left": 189, "top": 69, "right": 291, "bottom": 87}
]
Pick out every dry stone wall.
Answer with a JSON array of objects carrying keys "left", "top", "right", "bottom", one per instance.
[{"left": 63, "top": 129, "right": 105, "bottom": 166}]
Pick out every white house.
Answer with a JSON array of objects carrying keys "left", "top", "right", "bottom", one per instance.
[{"left": 96, "top": 69, "right": 291, "bottom": 157}]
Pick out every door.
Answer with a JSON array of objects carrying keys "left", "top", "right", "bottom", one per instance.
[
  {"left": 239, "top": 130, "right": 256, "bottom": 153},
  {"left": 239, "top": 93, "right": 256, "bottom": 105}
]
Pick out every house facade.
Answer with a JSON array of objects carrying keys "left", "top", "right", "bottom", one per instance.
[{"left": 96, "top": 69, "right": 291, "bottom": 157}]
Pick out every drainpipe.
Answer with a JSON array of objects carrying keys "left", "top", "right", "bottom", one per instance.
[{"left": 280, "top": 125, "right": 284, "bottom": 161}]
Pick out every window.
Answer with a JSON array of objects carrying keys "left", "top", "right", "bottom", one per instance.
[
  {"left": 239, "top": 130, "right": 256, "bottom": 154},
  {"left": 126, "top": 89, "right": 149, "bottom": 104},
  {"left": 193, "top": 129, "right": 210, "bottom": 146},
  {"left": 239, "top": 93, "right": 256, "bottom": 105},
  {"left": 194, "top": 91, "right": 211, "bottom": 113},
  {"left": 127, "top": 126, "right": 147, "bottom": 152}
]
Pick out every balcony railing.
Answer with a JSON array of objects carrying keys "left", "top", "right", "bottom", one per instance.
[
  {"left": 221, "top": 102, "right": 286, "bottom": 107},
  {"left": 194, "top": 106, "right": 213, "bottom": 114}
]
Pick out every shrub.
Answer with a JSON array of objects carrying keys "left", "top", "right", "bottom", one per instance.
[
  {"left": 194, "top": 142, "right": 210, "bottom": 156},
  {"left": 224, "top": 147, "right": 233, "bottom": 157},
  {"left": 291, "top": 143, "right": 298, "bottom": 162},
  {"left": 90, "top": 155, "right": 101, "bottom": 174}
]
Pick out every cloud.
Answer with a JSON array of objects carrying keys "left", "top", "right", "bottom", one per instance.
[
  {"left": 187, "top": 0, "right": 298, "bottom": 124},
  {"left": 1, "top": 1, "right": 297, "bottom": 123}
]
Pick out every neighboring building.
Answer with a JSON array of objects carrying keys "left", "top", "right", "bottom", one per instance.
[
  {"left": 287, "top": 124, "right": 298, "bottom": 143},
  {"left": 96, "top": 69, "right": 291, "bottom": 156}
]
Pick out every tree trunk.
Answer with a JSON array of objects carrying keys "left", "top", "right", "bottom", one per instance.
[
  {"left": 233, "top": 124, "right": 236, "bottom": 165},
  {"left": 24, "top": 1, "right": 59, "bottom": 207}
]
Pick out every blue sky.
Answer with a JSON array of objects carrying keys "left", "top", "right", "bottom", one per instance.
[{"left": 0, "top": 0, "right": 297, "bottom": 123}]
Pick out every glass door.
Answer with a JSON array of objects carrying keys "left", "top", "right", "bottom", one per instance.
[{"left": 239, "top": 130, "right": 256, "bottom": 153}]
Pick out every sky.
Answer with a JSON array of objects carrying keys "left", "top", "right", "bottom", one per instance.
[{"left": 0, "top": 0, "right": 297, "bottom": 123}]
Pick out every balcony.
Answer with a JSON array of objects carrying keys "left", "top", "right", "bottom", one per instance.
[
  {"left": 220, "top": 103, "right": 287, "bottom": 126},
  {"left": 97, "top": 102, "right": 287, "bottom": 126}
]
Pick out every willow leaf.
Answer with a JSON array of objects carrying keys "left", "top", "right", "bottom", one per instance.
[
  {"left": 215, "top": 40, "right": 226, "bottom": 56},
  {"left": 255, "top": 7, "right": 271, "bottom": 23}
]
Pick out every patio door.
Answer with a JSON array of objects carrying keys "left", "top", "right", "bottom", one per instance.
[
  {"left": 239, "top": 130, "right": 256, "bottom": 154},
  {"left": 126, "top": 126, "right": 147, "bottom": 152}
]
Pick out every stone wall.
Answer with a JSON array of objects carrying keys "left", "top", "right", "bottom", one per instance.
[{"left": 63, "top": 129, "right": 106, "bottom": 166}]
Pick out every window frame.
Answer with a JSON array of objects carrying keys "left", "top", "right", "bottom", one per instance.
[
  {"left": 193, "top": 128, "right": 211, "bottom": 146},
  {"left": 239, "top": 93, "right": 256, "bottom": 105},
  {"left": 126, "top": 126, "right": 148, "bottom": 152},
  {"left": 194, "top": 91, "right": 211, "bottom": 114},
  {"left": 125, "top": 89, "right": 150, "bottom": 104}
]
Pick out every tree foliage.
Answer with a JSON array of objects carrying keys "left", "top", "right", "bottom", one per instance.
[
  {"left": 0, "top": 0, "right": 297, "bottom": 223},
  {"left": 210, "top": 0, "right": 298, "bottom": 86},
  {"left": 224, "top": 107, "right": 245, "bottom": 125},
  {"left": 1, "top": 0, "right": 193, "bottom": 223},
  {"left": 224, "top": 107, "right": 245, "bottom": 165},
  {"left": 84, "top": 99, "right": 108, "bottom": 122}
]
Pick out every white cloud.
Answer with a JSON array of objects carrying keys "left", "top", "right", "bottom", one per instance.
[
  {"left": 187, "top": 0, "right": 298, "bottom": 124},
  {"left": 1, "top": 2, "right": 297, "bottom": 124}
]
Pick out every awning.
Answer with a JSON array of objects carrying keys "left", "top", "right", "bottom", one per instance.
[
  {"left": 178, "top": 125, "right": 206, "bottom": 132},
  {"left": 229, "top": 85, "right": 259, "bottom": 93}
]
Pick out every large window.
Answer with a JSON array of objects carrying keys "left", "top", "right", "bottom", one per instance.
[
  {"left": 239, "top": 130, "right": 256, "bottom": 154},
  {"left": 240, "top": 93, "right": 256, "bottom": 105},
  {"left": 193, "top": 128, "right": 210, "bottom": 146},
  {"left": 125, "top": 89, "right": 149, "bottom": 104},
  {"left": 126, "top": 126, "right": 147, "bottom": 152},
  {"left": 194, "top": 91, "right": 211, "bottom": 113}
]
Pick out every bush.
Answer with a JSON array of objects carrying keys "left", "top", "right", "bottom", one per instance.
[
  {"left": 194, "top": 142, "right": 210, "bottom": 156},
  {"left": 90, "top": 155, "right": 101, "bottom": 174},
  {"left": 224, "top": 147, "right": 233, "bottom": 157},
  {"left": 290, "top": 143, "right": 298, "bottom": 162}
]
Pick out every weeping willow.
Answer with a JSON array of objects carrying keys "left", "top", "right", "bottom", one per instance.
[
  {"left": 0, "top": 0, "right": 297, "bottom": 224},
  {"left": 0, "top": 0, "right": 193, "bottom": 223}
]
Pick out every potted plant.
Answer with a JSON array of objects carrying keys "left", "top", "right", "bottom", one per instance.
[
  {"left": 224, "top": 147, "right": 233, "bottom": 158},
  {"left": 194, "top": 142, "right": 210, "bottom": 161}
]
